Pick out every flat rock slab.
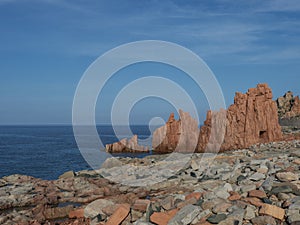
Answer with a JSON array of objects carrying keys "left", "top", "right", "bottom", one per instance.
[
  {"left": 168, "top": 204, "right": 201, "bottom": 225},
  {"left": 207, "top": 214, "right": 227, "bottom": 224},
  {"left": 259, "top": 204, "right": 285, "bottom": 221},
  {"left": 150, "top": 209, "right": 178, "bottom": 225},
  {"left": 105, "top": 203, "right": 130, "bottom": 225}
]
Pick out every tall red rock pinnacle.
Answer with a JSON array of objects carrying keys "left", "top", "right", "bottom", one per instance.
[
  {"left": 152, "top": 109, "right": 199, "bottom": 153},
  {"left": 197, "top": 83, "right": 283, "bottom": 152}
]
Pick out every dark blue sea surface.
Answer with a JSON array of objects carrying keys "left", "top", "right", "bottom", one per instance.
[{"left": 0, "top": 125, "right": 153, "bottom": 180}]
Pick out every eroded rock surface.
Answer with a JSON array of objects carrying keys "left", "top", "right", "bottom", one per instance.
[
  {"left": 152, "top": 109, "right": 199, "bottom": 153},
  {"left": 197, "top": 83, "right": 282, "bottom": 152}
]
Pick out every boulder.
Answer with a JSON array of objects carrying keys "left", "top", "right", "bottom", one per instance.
[
  {"left": 59, "top": 171, "right": 75, "bottom": 179},
  {"left": 84, "top": 199, "right": 114, "bottom": 220},
  {"left": 106, "top": 135, "right": 149, "bottom": 153},
  {"left": 152, "top": 109, "right": 199, "bottom": 153}
]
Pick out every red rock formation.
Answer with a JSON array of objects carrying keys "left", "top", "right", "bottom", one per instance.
[
  {"left": 152, "top": 109, "right": 199, "bottom": 153},
  {"left": 284, "top": 96, "right": 300, "bottom": 119},
  {"left": 106, "top": 135, "right": 149, "bottom": 153},
  {"left": 277, "top": 91, "right": 300, "bottom": 119},
  {"left": 288, "top": 96, "right": 300, "bottom": 118},
  {"left": 197, "top": 109, "right": 226, "bottom": 152},
  {"left": 197, "top": 83, "right": 283, "bottom": 152}
]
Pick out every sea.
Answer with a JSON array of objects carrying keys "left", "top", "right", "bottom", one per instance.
[{"left": 0, "top": 125, "right": 154, "bottom": 180}]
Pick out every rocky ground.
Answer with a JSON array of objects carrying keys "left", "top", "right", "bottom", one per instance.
[{"left": 2, "top": 140, "right": 300, "bottom": 225}]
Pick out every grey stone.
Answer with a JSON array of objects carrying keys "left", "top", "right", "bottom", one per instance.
[
  {"left": 191, "top": 209, "right": 211, "bottom": 224},
  {"left": 223, "top": 183, "right": 233, "bottom": 192},
  {"left": 237, "top": 175, "right": 246, "bottom": 183},
  {"left": 101, "top": 157, "right": 123, "bottom": 169},
  {"left": 262, "top": 198, "right": 272, "bottom": 204},
  {"left": 145, "top": 203, "right": 154, "bottom": 222},
  {"left": 289, "top": 201, "right": 300, "bottom": 210},
  {"left": 84, "top": 199, "right": 114, "bottom": 220},
  {"left": 168, "top": 204, "right": 201, "bottom": 225},
  {"left": 271, "top": 185, "right": 293, "bottom": 194},
  {"left": 8, "top": 184, "right": 34, "bottom": 195},
  {"left": 288, "top": 213, "right": 300, "bottom": 224},
  {"left": 249, "top": 172, "right": 265, "bottom": 181},
  {"left": 134, "top": 221, "right": 155, "bottom": 225},
  {"left": 207, "top": 214, "right": 227, "bottom": 224},
  {"left": 244, "top": 205, "right": 256, "bottom": 220},
  {"left": 278, "top": 192, "right": 291, "bottom": 201},
  {"left": 161, "top": 196, "right": 175, "bottom": 210},
  {"left": 261, "top": 176, "right": 275, "bottom": 192},
  {"left": 218, "top": 217, "right": 242, "bottom": 225},
  {"left": 258, "top": 165, "right": 268, "bottom": 174},
  {"left": 241, "top": 184, "right": 256, "bottom": 193},
  {"left": 191, "top": 159, "right": 201, "bottom": 170},
  {"left": 251, "top": 216, "right": 276, "bottom": 225},
  {"left": 215, "top": 190, "right": 230, "bottom": 200},
  {"left": 250, "top": 160, "right": 268, "bottom": 166}
]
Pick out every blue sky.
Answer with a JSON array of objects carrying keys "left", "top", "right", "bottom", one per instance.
[{"left": 0, "top": 0, "right": 300, "bottom": 125}]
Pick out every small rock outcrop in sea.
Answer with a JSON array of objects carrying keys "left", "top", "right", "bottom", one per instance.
[
  {"left": 198, "top": 83, "right": 283, "bottom": 152},
  {"left": 105, "top": 135, "right": 149, "bottom": 153},
  {"left": 152, "top": 109, "right": 199, "bottom": 153}
]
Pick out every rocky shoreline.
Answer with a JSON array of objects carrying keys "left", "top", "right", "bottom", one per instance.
[
  {"left": 2, "top": 139, "right": 300, "bottom": 225},
  {"left": 2, "top": 83, "right": 300, "bottom": 224}
]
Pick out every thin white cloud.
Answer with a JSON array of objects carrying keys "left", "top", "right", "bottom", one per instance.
[
  {"left": 1, "top": 0, "right": 299, "bottom": 64},
  {"left": 257, "top": 0, "right": 300, "bottom": 12},
  {"left": 247, "top": 47, "right": 300, "bottom": 64}
]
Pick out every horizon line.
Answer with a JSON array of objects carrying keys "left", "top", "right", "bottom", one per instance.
[{"left": 0, "top": 123, "right": 166, "bottom": 126}]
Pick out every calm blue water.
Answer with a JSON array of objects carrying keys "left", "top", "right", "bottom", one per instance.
[{"left": 0, "top": 125, "right": 153, "bottom": 180}]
